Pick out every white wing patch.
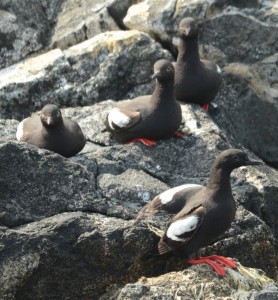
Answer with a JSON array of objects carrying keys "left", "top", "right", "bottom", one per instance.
[
  {"left": 216, "top": 64, "right": 222, "bottom": 74},
  {"left": 166, "top": 215, "right": 199, "bottom": 241},
  {"left": 160, "top": 184, "right": 202, "bottom": 205},
  {"left": 108, "top": 108, "right": 131, "bottom": 130},
  {"left": 16, "top": 120, "right": 25, "bottom": 141}
]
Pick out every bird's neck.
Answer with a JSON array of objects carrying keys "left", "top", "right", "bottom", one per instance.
[
  {"left": 177, "top": 37, "right": 200, "bottom": 65},
  {"left": 152, "top": 80, "right": 175, "bottom": 103},
  {"left": 207, "top": 165, "right": 232, "bottom": 193}
]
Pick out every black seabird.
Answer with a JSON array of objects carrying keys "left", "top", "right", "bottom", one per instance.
[
  {"left": 135, "top": 149, "right": 261, "bottom": 275},
  {"left": 105, "top": 59, "right": 182, "bottom": 146},
  {"left": 174, "top": 17, "right": 222, "bottom": 110},
  {"left": 16, "top": 104, "right": 86, "bottom": 157}
]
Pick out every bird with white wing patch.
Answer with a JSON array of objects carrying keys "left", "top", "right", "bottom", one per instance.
[
  {"left": 135, "top": 149, "right": 262, "bottom": 276},
  {"left": 105, "top": 59, "right": 182, "bottom": 147}
]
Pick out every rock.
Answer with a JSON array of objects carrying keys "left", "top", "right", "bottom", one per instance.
[
  {"left": 50, "top": 0, "right": 126, "bottom": 49},
  {"left": 0, "top": 30, "right": 172, "bottom": 119},
  {"left": 200, "top": 11, "right": 278, "bottom": 64},
  {"left": 0, "top": 142, "right": 101, "bottom": 227},
  {"left": 101, "top": 263, "right": 277, "bottom": 299},
  {"left": 0, "top": 0, "right": 139, "bottom": 68},
  {"left": 210, "top": 68, "right": 278, "bottom": 167},
  {"left": 0, "top": 0, "right": 63, "bottom": 69},
  {"left": 0, "top": 212, "right": 176, "bottom": 300},
  {"left": 98, "top": 169, "right": 169, "bottom": 219}
]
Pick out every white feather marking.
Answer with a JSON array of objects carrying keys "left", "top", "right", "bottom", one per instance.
[
  {"left": 108, "top": 108, "right": 131, "bottom": 130},
  {"left": 160, "top": 184, "right": 202, "bottom": 205},
  {"left": 166, "top": 215, "right": 199, "bottom": 241},
  {"left": 16, "top": 120, "right": 25, "bottom": 141},
  {"left": 216, "top": 64, "right": 222, "bottom": 74}
]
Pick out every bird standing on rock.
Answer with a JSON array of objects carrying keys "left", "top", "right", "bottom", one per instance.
[
  {"left": 174, "top": 17, "right": 222, "bottom": 110},
  {"left": 135, "top": 149, "right": 261, "bottom": 276},
  {"left": 16, "top": 104, "right": 86, "bottom": 157},
  {"left": 105, "top": 59, "right": 182, "bottom": 147}
]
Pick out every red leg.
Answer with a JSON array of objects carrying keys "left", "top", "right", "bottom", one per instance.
[
  {"left": 200, "top": 104, "right": 209, "bottom": 111},
  {"left": 188, "top": 257, "right": 227, "bottom": 276},
  {"left": 128, "top": 138, "right": 157, "bottom": 147},
  {"left": 174, "top": 131, "right": 185, "bottom": 137}
]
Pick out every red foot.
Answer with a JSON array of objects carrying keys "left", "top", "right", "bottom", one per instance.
[
  {"left": 200, "top": 104, "right": 209, "bottom": 111},
  {"left": 128, "top": 138, "right": 157, "bottom": 147},
  {"left": 174, "top": 131, "right": 185, "bottom": 137},
  {"left": 206, "top": 255, "right": 237, "bottom": 269},
  {"left": 188, "top": 255, "right": 237, "bottom": 276}
]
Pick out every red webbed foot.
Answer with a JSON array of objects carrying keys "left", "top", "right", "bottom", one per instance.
[
  {"left": 205, "top": 255, "right": 237, "bottom": 269},
  {"left": 188, "top": 255, "right": 237, "bottom": 276},
  {"left": 200, "top": 104, "right": 209, "bottom": 111},
  {"left": 128, "top": 138, "right": 157, "bottom": 147}
]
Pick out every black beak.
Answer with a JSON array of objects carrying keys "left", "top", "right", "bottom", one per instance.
[
  {"left": 152, "top": 72, "right": 161, "bottom": 80},
  {"left": 244, "top": 159, "right": 262, "bottom": 166}
]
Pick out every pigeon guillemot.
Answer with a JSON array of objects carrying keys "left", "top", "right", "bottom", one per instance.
[
  {"left": 105, "top": 59, "right": 182, "bottom": 146},
  {"left": 174, "top": 18, "right": 222, "bottom": 110},
  {"left": 135, "top": 149, "right": 261, "bottom": 276},
  {"left": 16, "top": 104, "right": 86, "bottom": 157}
]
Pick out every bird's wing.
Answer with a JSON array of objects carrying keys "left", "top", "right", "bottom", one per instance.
[
  {"left": 134, "top": 184, "right": 203, "bottom": 224},
  {"left": 158, "top": 205, "right": 205, "bottom": 254},
  {"left": 106, "top": 107, "right": 141, "bottom": 132},
  {"left": 200, "top": 59, "right": 221, "bottom": 74}
]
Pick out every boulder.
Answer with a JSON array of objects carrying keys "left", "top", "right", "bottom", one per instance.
[
  {"left": 101, "top": 265, "right": 278, "bottom": 299},
  {"left": 0, "top": 0, "right": 139, "bottom": 69},
  {"left": 50, "top": 0, "right": 134, "bottom": 49},
  {"left": 0, "top": 30, "right": 172, "bottom": 120},
  {"left": 0, "top": 0, "right": 63, "bottom": 69},
  {"left": 210, "top": 66, "right": 278, "bottom": 167},
  {"left": 0, "top": 142, "right": 100, "bottom": 227}
]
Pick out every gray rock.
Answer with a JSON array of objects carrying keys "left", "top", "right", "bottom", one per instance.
[
  {"left": 0, "top": 212, "right": 167, "bottom": 300},
  {"left": 0, "top": 142, "right": 102, "bottom": 227},
  {"left": 210, "top": 69, "right": 278, "bottom": 167},
  {"left": 0, "top": 0, "right": 63, "bottom": 69},
  {"left": 200, "top": 11, "right": 278, "bottom": 64},
  {"left": 98, "top": 169, "right": 169, "bottom": 219},
  {"left": 50, "top": 0, "right": 125, "bottom": 49},
  {"left": 100, "top": 262, "right": 277, "bottom": 300},
  {"left": 0, "top": 31, "right": 172, "bottom": 120}
]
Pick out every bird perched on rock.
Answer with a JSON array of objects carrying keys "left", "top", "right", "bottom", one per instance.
[
  {"left": 16, "top": 104, "right": 86, "bottom": 157},
  {"left": 105, "top": 59, "right": 182, "bottom": 147},
  {"left": 135, "top": 149, "right": 261, "bottom": 276},
  {"left": 174, "top": 17, "right": 222, "bottom": 110}
]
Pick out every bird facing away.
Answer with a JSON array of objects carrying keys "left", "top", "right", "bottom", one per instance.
[
  {"left": 16, "top": 104, "right": 86, "bottom": 158},
  {"left": 105, "top": 59, "right": 182, "bottom": 146},
  {"left": 135, "top": 149, "right": 261, "bottom": 276},
  {"left": 174, "top": 17, "right": 222, "bottom": 110}
]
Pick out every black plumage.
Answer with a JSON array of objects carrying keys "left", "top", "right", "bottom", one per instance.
[
  {"left": 105, "top": 59, "right": 182, "bottom": 144},
  {"left": 16, "top": 104, "right": 86, "bottom": 157},
  {"left": 135, "top": 149, "right": 261, "bottom": 275},
  {"left": 174, "top": 18, "right": 222, "bottom": 106}
]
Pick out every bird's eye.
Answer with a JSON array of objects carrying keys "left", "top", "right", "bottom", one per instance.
[
  {"left": 233, "top": 155, "right": 239, "bottom": 160},
  {"left": 167, "top": 67, "right": 172, "bottom": 71}
]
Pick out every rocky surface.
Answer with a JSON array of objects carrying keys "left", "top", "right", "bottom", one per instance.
[
  {"left": 0, "top": 30, "right": 171, "bottom": 120},
  {"left": 0, "top": 0, "right": 277, "bottom": 299},
  {"left": 101, "top": 264, "right": 278, "bottom": 299}
]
